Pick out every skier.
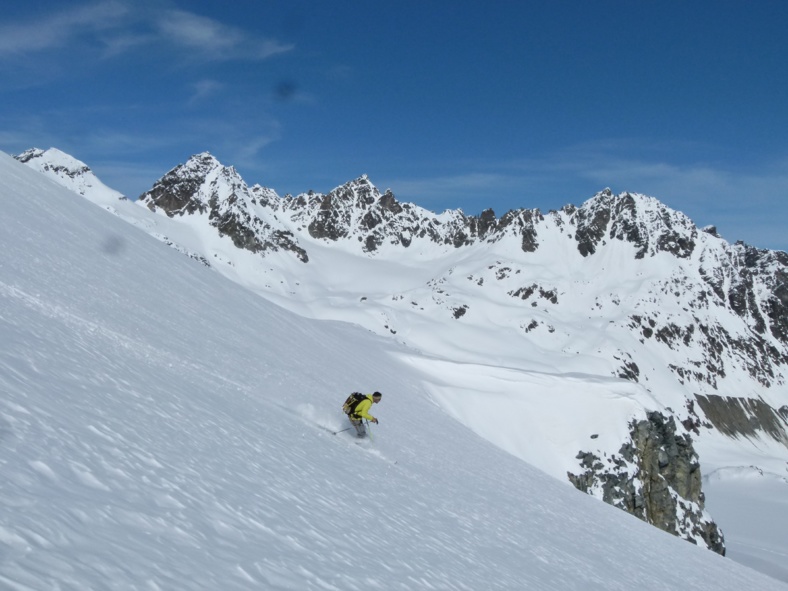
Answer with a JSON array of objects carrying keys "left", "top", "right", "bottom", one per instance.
[{"left": 346, "top": 391, "right": 382, "bottom": 438}]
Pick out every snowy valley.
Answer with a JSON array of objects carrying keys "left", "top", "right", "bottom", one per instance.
[{"left": 2, "top": 148, "right": 787, "bottom": 589}]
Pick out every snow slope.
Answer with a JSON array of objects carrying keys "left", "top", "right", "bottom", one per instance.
[{"left": 1, "top": 155, "right": 786, "bottom": 590}]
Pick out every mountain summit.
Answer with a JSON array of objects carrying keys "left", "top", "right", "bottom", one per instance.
[
  {"left": 138, "top": 153, "right": 308, "bottom": 262},
  {"left": 16, "top": 147, "right": 126, "bottom": 204}
]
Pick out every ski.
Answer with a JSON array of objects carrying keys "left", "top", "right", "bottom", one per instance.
[
  {"left": 310, "top": 419, "right": 397, "bottom": 464},
  {"left": 314, "top": 424, "right": 352, "bottom": 436}
]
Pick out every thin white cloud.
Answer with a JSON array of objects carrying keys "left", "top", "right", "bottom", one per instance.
[
  {"left": 236, "top": 134, "right": 281, "bottom": 164},
  {"left": 0, "top": 1, "right": 129, "bottom": 56},
  {"left": 0, "top": 2, "right": 293, "bottom": 62},
  {"left": 485, "top": 140, "right": 787, "bottom": 210},
  {"left": 99, "top": 32, "right": 154, "bottom": 58},
  {"left": 155, "top": 9, "right": 294, "bottom": 61},
  {"left": 156, "top": 10, "right": 243, "bottom": 54},
  {"left": 538, "top": 146, "right": 788, "bottom": 212},
  {"left": 188, "top": 79, "right": 225, "bottom": 104}
]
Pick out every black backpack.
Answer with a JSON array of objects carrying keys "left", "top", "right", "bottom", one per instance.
[{"left": 342, "top": 392, "right": 368, "bottom": 416}]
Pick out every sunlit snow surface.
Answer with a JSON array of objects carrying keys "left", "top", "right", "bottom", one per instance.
[{"left": 2, "top": 152, "right": 787, "bottom": 589}]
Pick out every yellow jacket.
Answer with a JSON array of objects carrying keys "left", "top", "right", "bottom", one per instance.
[{"left": 352, "top": 395, "right": 377, "bottom": 421}]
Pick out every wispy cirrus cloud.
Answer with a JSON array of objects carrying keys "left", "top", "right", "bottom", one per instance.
[
  {"left": 520, "top": 141, "right": 788, "bottom": 213},
  {"left": 187, "top": 79, "right": 225, "bottom": 105},
  {"left": 155, "top": 9, "right": 293, "bottom": 60},
  {"left": 0, "top": 1, "right": 130, "bottom": 57},
  {"left": 0, "top": 1, "right": 293, "bottom": 62}
]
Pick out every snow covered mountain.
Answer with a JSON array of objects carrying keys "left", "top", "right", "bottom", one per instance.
[
  {"left": 131, "top": 151, "right": 788, "bottom": 549},
  {"left": 15, "top": 148, "right": 127, "bottom": 205},
  {"left": 12, "top": 149, "right": 788, "bottom": 582}
]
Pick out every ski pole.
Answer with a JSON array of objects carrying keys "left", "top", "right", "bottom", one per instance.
[
  {"left": 334, "top": 427, "right": 352, "bottom": 434},
  {"left": 365, "top": 420, "right": 374, "bottom": 443}
]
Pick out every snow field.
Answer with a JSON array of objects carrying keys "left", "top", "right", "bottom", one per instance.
[{"left": 2, "top": 152, "right": 787, "bottom": 589}]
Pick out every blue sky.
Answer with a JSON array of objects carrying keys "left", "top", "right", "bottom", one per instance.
[{"left": 1, "top": 1, "right": 786, "bottom": 251}]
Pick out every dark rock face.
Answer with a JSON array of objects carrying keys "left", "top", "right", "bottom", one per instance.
[
  {"left": 728, "top": 245, "right": 788, "bottom": 344},
  {"left": 572, "top": 194, "right": 612, "bottom": 257},
  {"left": 498, "top": 209, "right": 542, "bottom": 252},
  {"left": 474, "top": 208, "right": 498, "bottom": 238},
  {"left": 306, "top": 177, "right": 443, "bottom": 251},
  {"left": 568, "top": 412, "right": 725, "bottom": 555},
  {"left": 695, "top": 394, "right": 788, "bottom": 445},
  {"left": 138, "top": 154, "right": 309, "bottom": 263},
  {"left": 308, "top": 193, "right": 352, "bottom": 241},
  {"left": 568, "top": 190, "right": 697, "bottom": 259},
  {"left": 139, "top": 153, "right": 216, "bottom": 216}
]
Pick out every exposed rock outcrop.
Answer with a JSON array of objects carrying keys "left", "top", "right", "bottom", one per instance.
[
  {"left": 695, "top": 394, "right": 788, "bottom": 446},
  {"left": 568, "top": 411, "right": 725, "bottom": 555}
]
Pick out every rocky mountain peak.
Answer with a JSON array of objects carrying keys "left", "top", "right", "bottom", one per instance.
[
  {"left": 569, "top": 191, "right": 698, "bottom": 259},
  {"left": 138, "top": 153, "right": 308, "bottom": 262},
  {"left": 187, "top": 151, "right": 221, "bottom": 168},
  {"left": 306, "top": 175, "right": 401, "bottom": 244},
  {"left": 138, "top": 152, "right": 246, "bottom": 216},
  {"left": 321, "top": 174, "right": 382, "bottom": 208}
]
